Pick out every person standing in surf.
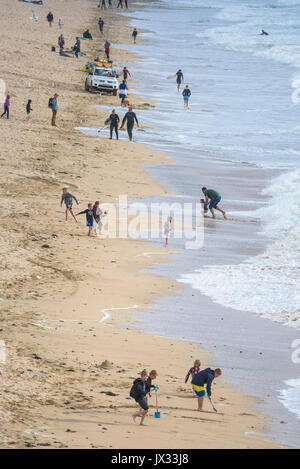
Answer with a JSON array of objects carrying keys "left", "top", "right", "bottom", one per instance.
[
  {"left": 182, "top": 84, "right": 191, "bottom": 109},
  {"left": 132, "top": 28, "right": 138, "bottom": 44},
  {"left": 201, "top": 187, "right": 227, "bottom": 219},
  {"left": 176, "top": 69, "right": 184, "bottom": 92}
]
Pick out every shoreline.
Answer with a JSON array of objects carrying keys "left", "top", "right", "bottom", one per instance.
[{"left": 0, "top": 0, "right": 284, "bottom": 449}]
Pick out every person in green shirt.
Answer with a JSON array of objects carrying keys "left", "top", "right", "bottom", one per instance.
[{"left": 201, "top": 187, "right": 227, "bottom": 219}]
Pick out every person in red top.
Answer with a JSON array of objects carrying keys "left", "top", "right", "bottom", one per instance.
[{"left": 185, "top": 359, "right": 201, "bottom": 383}]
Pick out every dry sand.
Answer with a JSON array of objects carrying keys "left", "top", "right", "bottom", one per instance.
[{"left": 0, "top": 0, "right": 283, "bottom": 449}]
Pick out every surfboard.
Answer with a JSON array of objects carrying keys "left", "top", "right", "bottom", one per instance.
[{"left": 167, "top": 74, "right": 176, "bottom": 79}]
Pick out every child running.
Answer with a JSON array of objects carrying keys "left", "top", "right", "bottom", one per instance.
[
  {"left": 60, "top": 187, "right": 79, "bottom": 222},
  {"left": 185, "top": 359, "right": 201, "bottom": 384},
  {"left": 130, "top": 370, "right": 149, "bottom": 426},
  {"left": 76, "top": 203, "right": 94, "bottom": 236}
]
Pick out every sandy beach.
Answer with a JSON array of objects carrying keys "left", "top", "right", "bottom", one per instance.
[{"left": 0, "top": 0, "right": 285, "bottom": 449}]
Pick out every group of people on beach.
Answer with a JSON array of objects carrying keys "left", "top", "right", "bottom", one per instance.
[
  {"left": 98, "top": 0, "right": 130, "bottom": 9},
  {"left": 60, "top": 187, "right": 105, "bottom": 237},
  {"left": 130, "top": 361, "right": 222, "bottom": 426}
]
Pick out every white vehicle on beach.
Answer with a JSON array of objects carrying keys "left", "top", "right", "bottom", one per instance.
[{"left": 85, "top": 66, "right": 118, "bottom": 95}]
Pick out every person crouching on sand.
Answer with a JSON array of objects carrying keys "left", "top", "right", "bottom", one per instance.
[
  {"left": 185, "top": 359, "right": 201, "bottom": 384},
  {"left": 130, "top": 370, "right": 149, "bottom": 426},
  {"left": 60, "top": 187, "right": 79, "bottom": 222},
  {"left": 191, "top": 368, "right": 222, "bottom": 411},
  {"left": 76, "top": 203, "right": 94, "bottom": 236},
  {"left": 201, "top": 187, "right": 227, "bottom": 219}
]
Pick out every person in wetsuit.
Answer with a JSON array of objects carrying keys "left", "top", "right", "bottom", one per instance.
[
  {"left": 176, "top": 69, "right": 184, "bottom": 92},
  {"left": 108, "top": 109, "right": 120, "bottom": 140},
  {"left": 120, "top": 107, "right": 139, "bottom": 141}
]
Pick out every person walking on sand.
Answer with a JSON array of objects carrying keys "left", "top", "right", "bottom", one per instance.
[
  {"left": 58, "top": 34, "right": 65, "bottom": 49},
  {"left": 104, "top": 40, "right": 110, "bottom": 60},
  {"left": 120, "top": 107, "right": 139, "bottom": 141},
  {"left": 182, "top": 84, "right": 191, "bottom": 109},
  {"left": 46, "top": 11, "right": 54, "bottom": 27},
  {"left": 130, "top": 370, "right": 149, "bottom": 426},
  {"left": 98, "top": 17, "right": 104, "bottom": 35},
  {"left": 122, "top": 66, "right": 131, "bottom": 81},
  {"left": 125, "top": 0, "right": 129, "bottom": 8},
  {"left": 49, "top": 93, "right": 59, "bottom": 127},
  {"left": 191, "top": 368, "right": 222, "bottom": 411},
  {"left": 93, "top": 201, "right": 103, "bottom": 235},
  {"left": 77, "top": 203, "right": 95, "bottom": 236},
  {"left": 60, "top": 187, "right": 79, "bottom": 222},
  {"left": 119, "top": 80, "right": 128, "bottom": 106},
  {"left": 132, "top": 28, "right": 138, "bottom": 44},
  {"left": 176, "top": 69, "right": 184, "bottom": 92},
  {"left": 185, "top": 360, "right": 201, "bottom": 384},
  {"left": 108, "top": 109, "right": 120, "bottom": 140},
  {"left": 73, "top": 37, "right": 81, "bottom": 58},
  {"left": 0, "top": 93, "right": 10, "bottom": 120},
  {"left": 58, "top": 18, "right": 63, "bottom": 29},
  {"left": 201, "top": 187, "right": 227, "bottom": 219},
  {"left": 117, "top": 0, "right": 123, "bottom": 8},
  {"left": 25, "top": 99, "right": 33, "bottom": 120},
  {"left": 164, "top": 216, "right": 172, "bottom": 247}
]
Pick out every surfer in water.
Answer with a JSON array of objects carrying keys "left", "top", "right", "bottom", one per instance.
[
  {"left": 260, "top": 30, "right": 269, "bottom": 36},
  {"left": 176, "top": 69, "right": 184, "bottom": 92}
]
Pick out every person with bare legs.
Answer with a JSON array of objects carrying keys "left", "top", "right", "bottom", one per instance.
[
  {"left": 130, "top": 370, "right": 149, "bottom": 426},
  {"left": 191, "top": 368, "right": 222, "bottom": 411},
  {"left": 201, "top": 187, "right": 227, "bottom": 219},
  {"left": 60, "top": 187, "right": 79, "bottom": 222},
  {"left": 164, "top": 216, "right": 173, "bottom": 247}
]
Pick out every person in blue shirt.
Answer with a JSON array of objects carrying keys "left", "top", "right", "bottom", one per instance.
[
  {"left": 191, "top": 368, "right": 222, "bottom": 411},
  {"left": 51, "top": 93, "right": 59, "bottom": 126},
  {"left": 185, "top": 359, "right": 201, "bottom": 384}
]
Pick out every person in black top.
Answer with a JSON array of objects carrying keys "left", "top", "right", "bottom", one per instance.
[
  {"left": 99, "top": 0, "right": 106, "bottom": 9},
  {"left": 130, "top": 370, "right": 149, "bottom": 426},
  {"left": 83, "top": 29, "right": 93, "bottom": 40},
  {"left": 47, "top": 11, "right": 54, "bottom": 27},
  {"left": 25, "top": 99, "right": 32, "bottom": 121},
  {"left": 145, "top": 370, "right": 158, "bottom": 394},
  {"left": 76, "top": 203, "right": 94, "bottom": 236},
  {"left": 182, "top": 84, "right": 191, "bottom": 109},
  {"left": 98, "top": 18, "right": 104, "bottom": 35},
  {"left": 117, "top": 0, "right": 123, "bottom": 8},
  {"left": 132, "top": 28, "right": 138, "bottom": 44},
  {"left": 108, "top": 109, "right": 120, "bottom": 140},
  {"left": 58, "top": 34, "right": 65, "bottom": 49},
  {"left": 120, "top": 107, "right": 139, "bottom": 141},
  {"left": 176, "top": 69, "right": 184, "bottom": 92}
]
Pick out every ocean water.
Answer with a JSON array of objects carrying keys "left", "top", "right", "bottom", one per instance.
[
  {"left": 113, "top": 0, "right": 300, "bottom": 430},
  {"left": 116, "top": 0, "right": 300, "bottom": 328}
]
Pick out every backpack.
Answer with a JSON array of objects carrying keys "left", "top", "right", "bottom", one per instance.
[
  {"left": 48, "top": 97, "right": 53, "bottom": 109},
  {"left": 129, "top": 378, "right": 141, "bottom": 399}
]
